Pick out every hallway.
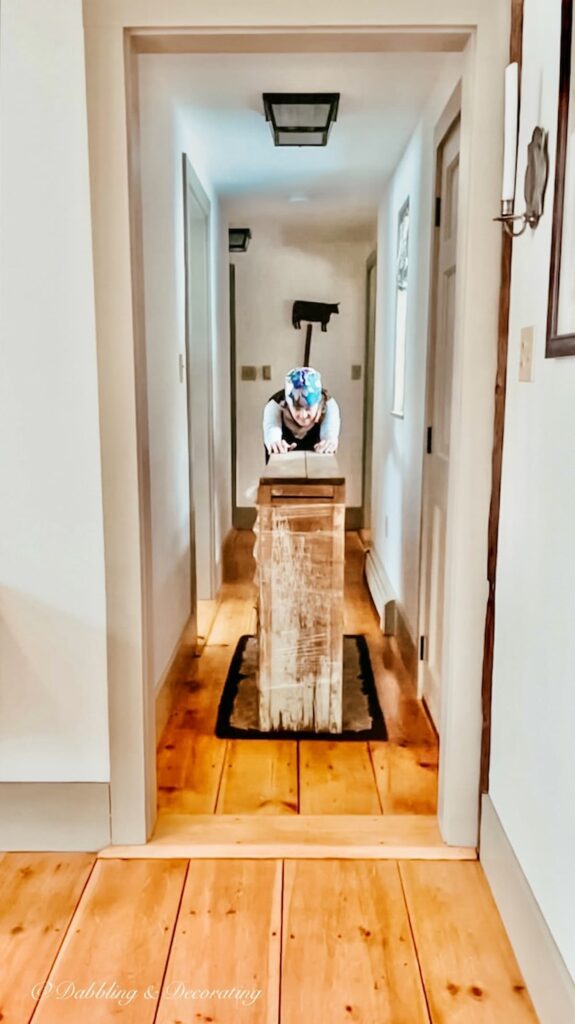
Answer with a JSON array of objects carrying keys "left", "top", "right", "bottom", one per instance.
[
  {"left": 156, "top": 532, "right": 438, "bottom": 818},
  {"left": 0, "top": 852, "right": 538, "bottom": 1023}
]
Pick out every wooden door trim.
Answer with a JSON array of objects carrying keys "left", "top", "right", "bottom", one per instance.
[{"left": 480, "top": 0, "right": 525, "bottom": 793}]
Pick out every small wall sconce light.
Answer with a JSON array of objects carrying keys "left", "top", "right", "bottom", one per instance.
[
  {"left": 494, "top": 63, "right": 549, "bottom": 237},
  {"left": 229, "top": 228, "right": 251, "bottom": 253},
  {"left": 262, "top": 93, "right": 340, "bottom": 147}
]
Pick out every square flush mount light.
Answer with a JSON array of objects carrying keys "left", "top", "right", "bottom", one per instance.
[
  {"left": 229, "top": 228, "right": 252, "bottom": 252},
  {"left": 262, "top": 93, "right": 340, "bottom": 147}
]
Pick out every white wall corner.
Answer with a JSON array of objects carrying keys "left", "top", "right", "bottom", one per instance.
[
  {"left": 365, "top": 547, "right": 395, "bottom": 623},
  {"left": 480, "top": 795, "right": 575, "bottom": 1024}
]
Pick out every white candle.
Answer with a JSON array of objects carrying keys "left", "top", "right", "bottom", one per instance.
[{"left": 502, "top": 62, "right": 519, "bottom": 202}]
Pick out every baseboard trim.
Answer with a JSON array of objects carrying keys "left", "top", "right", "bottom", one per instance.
[
  {"left": 155, "top": 616, "right": 195, "bottom": 745},
  {"left": 234, "top": 507, "right": 363, "bottom": 530},
  {"left": 480, "top": 795, "right": 575, "bottom": 1023},
  {"left": 0, "top": 782, "right": 110, "bottom": 851},
  {"left": 365, "top": 547, "right": 394, "bottom": 622},
  {"left": 345, "top": 507, "right": 362, "bottom": 530},
  {"left": 394, "top": 601, "right": 418, "bottom": 685},
  {"left": 233, "top": 506, "right": 257, "bottom": 529}
]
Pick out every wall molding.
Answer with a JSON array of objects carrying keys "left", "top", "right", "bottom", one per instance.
[
  {"left": 234, "top": 507, "right": 364, "bottom": 531},
  {"left": 365, "top": 546, "right": 395, "bottom": 622},
  {"left": 480, "top": 795, "right": 575, "bottom": 1023},
  {"left": 393, "top": 601, "right": 418, "bottom": 684},
  {"left": 0, "top": 783, "right": 110, "bottom": 851},
  {"left": 154, "top": 616, "right": 195, "bottom": 744}
]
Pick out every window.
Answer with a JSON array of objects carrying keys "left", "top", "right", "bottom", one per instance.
[{"left": 391, "top": 199, "right": 410, "bottom": 417}]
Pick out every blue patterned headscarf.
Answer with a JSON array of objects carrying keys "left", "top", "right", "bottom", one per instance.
[{"left": 284, "top": 367, "right": 322, "bottom": 407}]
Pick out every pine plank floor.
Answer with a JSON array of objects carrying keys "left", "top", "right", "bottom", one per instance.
[
  {"left": 0, "top": 852, "right": 540, "bottom": 1022},
  {"left": 157, "top": 530, "right": 438, "bottom": 818}
]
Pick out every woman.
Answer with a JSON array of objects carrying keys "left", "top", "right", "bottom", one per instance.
[{"left": 262, "top": 367, "right": 341, "bottom": 462}]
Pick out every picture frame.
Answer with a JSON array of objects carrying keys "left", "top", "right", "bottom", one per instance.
[{"left": 547, "top": 0, "right": 575, "bottom": 357}]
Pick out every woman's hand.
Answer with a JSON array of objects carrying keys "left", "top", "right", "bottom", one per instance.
[
  {"left": 269, "top": 440, "right": 297, "bottom": 455},
  {"left": 314, "top": 439, "right": 338, "bottom": 454}
]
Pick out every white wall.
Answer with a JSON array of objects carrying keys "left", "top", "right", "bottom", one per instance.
[
  {"left": 0, "top": 0, "right": 109, "bottom": 780},
  {"left": 489, "top": 0, "right": 575, "bottom": 981},
  {"left": 231, "top": 217, "right": 375, "bottom": 510},
  {"left": 370, "top": 69, "right": 461, "bottom": 636},
  {"left": 138, "top": 57, "right": 231, "bottom": 688}
]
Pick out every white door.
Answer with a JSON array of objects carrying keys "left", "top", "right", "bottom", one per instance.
[{"left": 419, "top": 119, "right": 460, "bottom": 729}]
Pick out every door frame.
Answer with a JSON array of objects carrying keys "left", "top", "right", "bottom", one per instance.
[
  {"left": 361, "top": 251, "right": 377, "bottom": 530},
  {"left": 182, "top": 154, "right": 217, "bottom": 604},
  {"left": 83, "top": 1, "right": 511, "bottom": 846}
]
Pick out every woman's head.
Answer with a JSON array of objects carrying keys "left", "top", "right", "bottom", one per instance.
[{"left": 284, "top": 367, "right": 322, "bottom": 426}]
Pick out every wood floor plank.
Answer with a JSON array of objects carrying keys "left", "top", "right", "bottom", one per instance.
[
  {"left": 99, "top": 814, "right": 476, "bottom": 859},
  {"left": 155, "top": 860, "right": 281, "bottom": 1024},
  {"left": 0, "top": 852, "right": 95, "bottom": 1024},
  {"left": 299, "top": 741, "right": 382, "bottom": 814},
  {"left": 207, "top": 583, "right": 257, "bottom": 647},
  {"left": 399, "top": 861, "right": 539, "bottom": 1023},
  {"left": 216, "top": 739, "right": 298, "bottom": 814},
  {"left": 157, "top": 646, "right": 231, "bottom": 813},
  {"left": 370, "top": 743, "right": 438, "bottom": 814},
  {"left": 31, "top": 859, "right": 187, "bottom": 1023},
  {"left": 281, "top": 860, "right": 430, "bottom": 1024}
]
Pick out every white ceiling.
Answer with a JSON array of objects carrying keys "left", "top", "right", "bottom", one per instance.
[{"left": 139, "top": 51, "right": 462, "bottom": 223}]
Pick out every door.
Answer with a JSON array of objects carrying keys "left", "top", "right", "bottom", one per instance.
[
  {"left": 362, "top": 252, "right": 377, "bottom": 529},
  {"left": 418, "top": 118, "right": 460, "bottom": 729}
]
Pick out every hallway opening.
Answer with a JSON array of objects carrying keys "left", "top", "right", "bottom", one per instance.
[{"left": 83, "top": 6, "right": 509, "bottom": 848}]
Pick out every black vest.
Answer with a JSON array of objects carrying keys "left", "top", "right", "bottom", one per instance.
[{"left": 264, "top": 389, "right": 328, "bottom": 464}]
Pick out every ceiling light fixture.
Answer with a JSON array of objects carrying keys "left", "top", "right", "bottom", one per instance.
[
  {"left": 229, "top": 228, "right": 252, "bottom": 253},
  {"left": 262, "top": 93, "right": 340, "bottom": 147}
]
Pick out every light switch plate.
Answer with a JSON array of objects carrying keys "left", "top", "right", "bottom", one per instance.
[
  {"left": 351, "top": 364, "right": 362, "bottom": 380},
  {"left": 262, "top": 365, "right": 272, "bottom": 380},
  {"left": 519, "top": 326, "right": 534, "bottom": 382},
  {"left": 241, "top": 365, "right": 257, "bottom": 381}
]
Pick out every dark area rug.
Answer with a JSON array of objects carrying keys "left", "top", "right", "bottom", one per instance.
[{"left": 215, "top": 634, "right": 387, "bottom": 741}]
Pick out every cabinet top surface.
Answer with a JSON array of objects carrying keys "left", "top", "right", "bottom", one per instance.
[{"left": 260, "top": 452, "right": 345, "bottom": 484}]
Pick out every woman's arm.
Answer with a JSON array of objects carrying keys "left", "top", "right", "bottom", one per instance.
[
  {"left": 319, "top": 397, "right": 341, "bottom": 444},
  {"left": 262, "top": 399, "right": 283, "bottom": 452}
]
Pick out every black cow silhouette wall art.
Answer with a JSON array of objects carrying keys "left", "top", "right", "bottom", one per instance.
[{"left": 292, "top": 300, "right": 340, "bottom": 333}]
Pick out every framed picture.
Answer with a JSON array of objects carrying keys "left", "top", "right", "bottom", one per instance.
[{"left": 547, "top": 0, "right": 575, "bottom": 356}]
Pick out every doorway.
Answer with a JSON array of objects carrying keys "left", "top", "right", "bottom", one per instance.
[{"left": 84, "top": 8, "right": 510, "bottom": 848}]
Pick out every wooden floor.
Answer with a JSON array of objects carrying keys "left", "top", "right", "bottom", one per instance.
[
  {"left": 0, "top": 850, "right": 539, "bottom": 1022},
  {"left": 157, "top": 531, "right": 438, "bottom": 818}
]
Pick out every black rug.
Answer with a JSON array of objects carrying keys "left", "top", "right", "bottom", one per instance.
[{"left": 215, "top": 634, "right": 387, "bottom": 741}]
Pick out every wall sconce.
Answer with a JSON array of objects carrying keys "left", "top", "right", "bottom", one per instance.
[
  {"left": 229, "top": 228, "right": 251, "bottom": 253},
  {"left": 262, "top": 93, "right": 340, "bottom": 146},
  {"left": 494, "top": 63, "right": 549, "bottom": 237}
]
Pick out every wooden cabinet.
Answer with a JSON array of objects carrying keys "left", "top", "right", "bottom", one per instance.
[{"left": 256, "top": 453, "right": 345, "bottom": 733}]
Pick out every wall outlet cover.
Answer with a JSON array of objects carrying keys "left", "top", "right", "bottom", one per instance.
[
  {"left": 241, "top": 365, "right": 257, "bottom": 381},
  {"left": 262, "top": 365, "right": 272, "bottom": 380}
]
